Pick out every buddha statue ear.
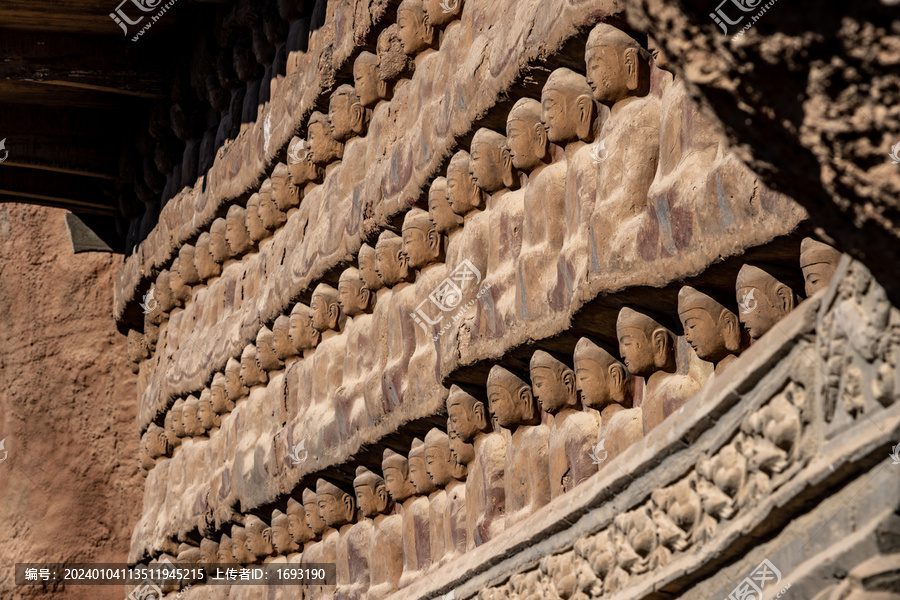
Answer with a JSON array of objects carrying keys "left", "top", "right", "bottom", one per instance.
[
  {"left": 719, "top": 310, "right": 742, "bottom": 353},
  {"left": 375, "top": 483, "right": 389, "bottom": 512},
  {"left": 518, "top": 385, "right": 535, "bottom": 419},
  {"left": 623, "top": 47, "right": 639, "bottom": 92},
  {"left": 342, "top": 492, "right": 356, "bottom": 520},
  {"left": 422, "top": 19, "right": 435, "bottom": 47},
  {"left": 328, "top": 301, "right": 340, "bottom": 328},
  {"left": 575, "top": 95, "right": 596, "bottom": 142},
  {"left": 532, "top": 121, "right": 549, "bottom": 161},
  {"left": 473, "top": 400, "right": 489, "bottom": 431},
  {"left": 351, "top": 101, "right": 367, "bottom": 135},
  {"left": 651, "top": 328, "right": 673, "bottom": 368},
  {"left": 500, "top": 145, "right": 517, "bottom": 189},
  {"left": 562, "top": 369, "right": 577, "bottom": 401},
  {"left": 377, "top": 77, "right": 389, "bottom": 100},
  {"left": 608, "top": 363, "right": 625, "bottom": 399},
  {"left": 774, "top": 284, "right": 796, "bottom": 316},
  {"left": 427, "top": 228, "right": 442, "bottom": 258},
  {"left": 262, "top": 526, "right": 272, "bottom": 545},
  {"left": 358, "top": 286, "right": 371, "bottom": 310}
]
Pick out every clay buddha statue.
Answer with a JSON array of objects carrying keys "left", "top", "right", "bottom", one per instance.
[
  {"left": 401, "top": 208, "right": 443, "bottom": 272},
  {"left": 445, "top": 431, "right": 471, "bottom": 558},
  {"left": 181, "top": 395, "right": 205, "bottom": 438},
  {"left": 194, "top": 232, "right": 222, "bottom": 281},
  {"left": 376, "top": 25, "right": 412, "bottom": 88},
  {"left": 256, "top": 326, "right": 284, "bottom": 373},
  {"left": 177, "top": 246, "right": 201, "bottom": 286},
  {"left": 273, "top": 314, "right": 300, "bottom": 362},
  {"left": 375, "top": 230, "right": 416, "bottom": 408},
  {"left": 486, "top": 365, "right": 551, "bottom": 519},
  {"left": 200, "top": 537, "right": 220, "bottom": 576},
  {"left": 353, "top": 51, "right": 390, "bottom": 108},
  {"left": 529, "top": 350, "right": 599, "bottom": 498},
  {"left": 309, "top": 283, "right": 345, "bottom": 337},
  {"left": 336, "top": 466, "right": 383, "bottom": 600},
  {"left": 382, "top": 448, "right": 419, "bottom": 588},
  {"left": 245, "top": 514, "right": 276, "bottom": 563},
  {"left": 155, "top": 270, "right": 179, "bottom": 314},
  {"left": 168, "top": 258, "right": 194, "bottom": 306},
  {"left": 209, "top": 217, "right": 234, "bottom": 265},
  {"left": 197, "top": 388, "right": 221, "bottom": 433},
  {"left": 427, "top": 177, "right": 463, "bottom": 238},
  {"left": 225, "top": 356, "right": 250, "bottom": 404},
  {"left": 677, "top": 286, "right": 745, "bottom": 376},
  {"left": 285, "top": 497, "right": 315, "bottom": 553},
  {"left": 335, "top": 266, "right": 375, "bottom": 436},
  {"left": 423, "top": 428, "right": 454, "bottom": 566},
  {"left": 240, "top": 343, "right": 269, "bottom": 389},
  {"left": 287, "top": 136, "right": 325, "bottom": 192},
  {"left": 735, "top": 263, "right": 799, "bottom": 342},
  {"left": 271, "top": 162, "right": 301, "bottom": 213},
  {"left": 338, "top": 267, "right": 373, "bottom": 318},
  {"left": 356, "top": 465, "right": 402, "bottom": 600},
  {"left": 375, "top": 230, "right": 411, "bottom": 288},
  {"left": 316, "top": 479, "right": 357, "bottom": 598},
  {"left": 301, "top": 486, "right": 330, "bottom": 599},
  {"left": 397, "top": 0, "right": 436, "bottom": 62},
  {"left": 329, "top": 84, "right": 369, "bottom": 142},
  {"left": 446, "top": 385, "right": 506, "bottom": 549},
  {"left": 401, "top": 438, "right": 436, "bottom": 586},
  {"left": 359, "top": 243, "right": 390, "bottom": 424},
  {"left": 800, "top": 237, "right": 842, "bottom": 297},
  {"left": 218, "top": 532, "right": 236, "bottom": 564},
  {"left": 307, "top": 111, "right": 344, "bottom": 169},
  {"left": 573, "top": 337, "right": 641, "bottom": 464},
  {"left": 256, "top": 179, "right": 287, "bottom": 233},
  {"left": 225, "top": 204, "right": 253, "bottom": 257},
  {"left": 617, "top": 306, "right": 702, "bottom": 435},
  {"left": 210, "top": 371, "right": 234, "bottom": 415},
  {"left": 288, "top": 303, "right": 321, "bottom": 355},
  {"left": 230, "top": 524, "right": 256, "bottom": 565},
  {"left": 270, "top": 508, "right": 300, "bottom": 559},
  {"left": 167, "top": 398, "right": 187, "bottom": 446}
]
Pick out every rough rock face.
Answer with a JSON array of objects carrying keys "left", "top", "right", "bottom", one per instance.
[
  {"left": 625, "top": 0, "right": 900, "bottom": 300},
  {"left": 0, "top": 204, "right": 142, "bottom": 599}
]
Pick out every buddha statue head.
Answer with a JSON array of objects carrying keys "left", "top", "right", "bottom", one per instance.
[
  {"left": 446, "top": 384, "right": 492, "bottom": 443},
  {"left": 375, "top": 230, "right": 410, "bottom": 287},
  {"left": 177, "top": 246, "right": 201, "bottom": 285},
  {"left": 616, "top": 307, "right": 677, "bottom": 378},
  {"left": 408, "top": 438, "right": 436, "bottom": 494},
  {"left": 358, "top": 244, "right": 384, "bottom": 292},
  {"left": 240, "top": 343, "right": 268, "bottom": 388},
  {"left": 376, "top": 24, "right": 411, "bottom": 84},
  {"left": 146, "top": 423, "right": 171, "bottom": 459},
  {"left": 647, "top": 36, "right": 671, "bottom": 73},
  {"left": 309, "top": 283, "right": 344, "bottom": 332},
  {"left": 402, "top": 208, "right": 442, "bottom": 269},
  {"left": 194, "top": 232, "right": 222, "bottom": 280},
  {"left": 338, "top": 267, "right": 372, "bottom": 317},
  {"left": 307, "top": 111, "right": 344, "bottom": 165},
  {"left": 354, "top": 466, "right": 392, "bottom": 518},
  {"left": 446, "top": 150, "right": 484, "bottom": 216},
  {"left": 230, "top": 525, "right": 255, "bottom": 564},
  {"left": 258, "top": 179, "right": 287, "bottom": 231},
  {"left": 353, "top": 52, "right": 389, "bottom": 107},
  {"left": 423, "top": 428, "right": 454, "bottom": 487},
  {"left": 289, "top": 303, "right": 321, "bottom": 351},
  {"left": 270, "top": 509, "right": 299, "bottom": 555},
  {"left": 256, "top": 326, "right": 284, "bottom": 372},
  {"left": 245, "top": 514, "right": 275, "bottom": 560},
  {"left": 218, "top": 533, "right": 235, "bottom": 564},
  {"left": 170, "top": 398, "right": 187, "bottom": 439},
  {"left": 382, "top": 448, "right": 417, "bottom": 502},
  {"left": 286, "top": 497, "right": 315, "bottom": 545},
  {"left": 225, "top": 357, "right": 249, "bottom": 402},
  {"left": 273, "top": 314, "right": 301, "bottom": 360},
  {"left": 210, "top": 372, "right": 234, "bottom": 414},
  {"left": 471, "top": 128, "right": 518, "bottom": 193},
  {"left": 677, "top": 286, "right": 744, "bottom": 367},
  {"left": 585, "top": 24, "right": 651, "bottom": 107},
  {"left": 198, "top": 388, "right": 221, "bottom": 430},
  {"left": 423, "top": 0, "right": 462, "bottom": 27},
  {"left": 529, "top": 351, "right": 580, "bottom": 414},
  {"left": 448, "top": 432, "right": 473, "bottom": 479},
  {"left": 182, "top": 395, "right": 205, "bottom": 437},
  {"left": 224, "top": 204, "right": 253, "bottom": 257},
  {"left": 540, "top": 68, "right": 596, "bottom": 144},
  {"left": 487, "top": 365, "right": 541, "bottom": 429},
  {"left": 329, "top": 84, "right": 368, "bottom": 142},
  {"left": 302, "top": 487, "right": 329, "bottom": 537},
  {"left": 506, "top": 98, "right": 551, "bottom": 172},
  {"left": 735, "top": 263, "right": 799, "bottom": 341},
  {"left": 244, "top": 195, "right": 268, "bottom": 243},
  {"left": 169, "top": 258, "right": 193, "bottom": 305},
  {"left": 155, "top": 271, "right": 178, "bottom": 314},
  {"left": 573, "top": 337, "right": 634, "bottom": 411},
  {"left": 287, "top": 136, "right": 325, "bottom": 188},
  {"left": 209, "top": 218, "right": 233, "bottom": 264},
  {"left": 427, "top": 176, "right": 463, "bottom": 234},
  {"left": 271, "top": 162, "right": 301, "bottom": 212},
  {"left": 316, "top": 478, "right": 356, "bottom": 528},
  {"left": 800, "top": 238, "right": 842, "bottom": 297},
  {"left": 200, "top": 537, "right": 220, "bottom": 569},
  {"left": 397, "top": 0, "right": 435, "bottom": 55}
]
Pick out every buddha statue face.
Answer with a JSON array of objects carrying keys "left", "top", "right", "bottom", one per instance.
[
  {"left": 256, "top": 327, "right": 284, "bottom": 372},
  {"left": 397, "top": 0, "right": 434, "bottom": 55},
  {"left": 446, "top": 151, "right": 483, "bottom": 215},
  {"left": 240, "top": 344, "right": 267, "bottom": 388},
  {"left": 529, "top": 351, "right": 578, "bottom": 414},
  {"left": 470, "top": 128, "right": 517, "bottom": 193},
  {"left": 168, "top": 260, "right": 192, "bottom": 304},
  {"left": 194, "top": 233, "right": 222, "bottom": 280},
  {"left": 446, "top": 385, "right": 490, "bottom": 443},
  {"left": 487, "top": 365, "right": 538, "bottom": 429},
  {"left": 302, "top": 489, "right": 328, "bottom": 536},
  {"left": 225, "top": 357, "right": 249, "bottom": 402},
  {"left": 155, "top": 271, "right": 177, "bottom": 314},
  {"left": 382, "top": 449, "right": 417, "bottom": 502},
  {"left": 506, "top": 98, "right": 549, "bottom": 171},
  {"left": 616, "top": 307, "right": 677, "bottom": 378},
  {"left": 230, "top": 526, "right": 255, "bottom": 564},
  {"left": 288, "top": 137, "right": 325, "bottom": 187},
  {"left": 540, "top": 68, "right": 596, "bottom": 144},
  {"left": 218, "top": 534, "right": 235, "bottom": 563},
  {"left": 428, "top": 177, "right": 462, "bottom": 234},
  {"left": 200, "top": 538, "right": 220, "bottom": 567},
  {"left": 424, "top": 429, "right": 454, "bottom": 487},
  {"left": 177, "top": 247, "right": 201, "bottom": 286},
  {"left": 357, "top": 244, "right": 384, "bottom": 292},
  {"left": 209, "top": 218, "right": 233, "bottom": 264},
  {"left": 573, "top": 338, "right": 633, "bottom": 410},
  {"left": 146, "top": 423, "right": 171, "bottom": 458},
  {"left": 307, "top": 112, "right": 344, "bottom": 165},
  {"left": 273, "top": 315, "right": 301, "bottom": 360},
  {"left": 677, "top": 286, "right": 743, "bottom": 365},
  {"left": 316, "top": 481, "right": 356, "bottom": 528},
  {"left": 289, "top": 304, "right": 321, "bottom": 351},
  {"left": 448, "top": 429, "right": 475, "bottom": 474},
  {"left": 353, "top": 52, "right": 387, "bottom": 107},
  {"left": 181, "top": 396, "right": 204, "bottom": 437},
  {"left": 210, "top": 372, "right": 234, "bottom": 414},
  {"left": 245, "top": 194, "right": 269, "bottom": 242},
  {"left": 338, "top": 268, "right": 371, "bottom": 317},
  {"left": 374, "top": 231, "right": 409, "bottom": 287},
  {"left": 735, "top": 264, "right": 797, "bottom": 341},
  {"left": 423, "top": 0, "right": 461, "bottom": 27},
  {"left": 585, "top": 24, "right": 650, "bottom": 107},
  {"left": 329, "top": 85, "right": 367, "bottom": 142},
  {"left": 225, "top": 205, "right": 252, "bottom": 256},
  {"left": 353, "top": 467, "right": 390, "bottom": 518},
  {"left": 198, "top": 390, "right": 221, "bottom": 430},
  {"left": 270, "top": 511, "right": 298, "bottom": 555},
  {"left": 170, "top": 400, "right": 186, "bottom": 438},
  {"left": 402, "top": 208, "right": 441, "bottom": 269},
  {"left": 800, "top": 238, "right": 842, "bottom": 297},
  {"left": 377, "top": 24, "right": 410, "bottom": 83},
  {"left": 271, "top": 164, "right": 300, "bottom": 212},
  {"left": 408, "top": 440, "right": 436, "bottom": 494},
  {"left": 245, "top": 515, "right": 274, "bottom": 559},
  {"left": 258, "top": 181, "right": 287, "bottom": 231},
  {"left": 286, "top": 498, "right": 314, "bottom": 545},
  {"left": 309, "top": 284, "right": 342, "bottom": 332}
]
